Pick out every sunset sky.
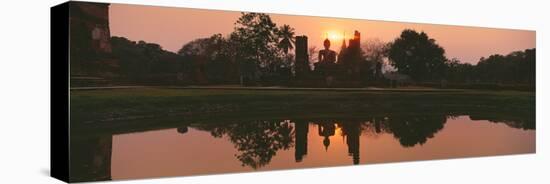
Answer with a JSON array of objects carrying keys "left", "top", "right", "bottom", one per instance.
[{"left": 109, "top": 3, "right": 535, "bottom": 64}]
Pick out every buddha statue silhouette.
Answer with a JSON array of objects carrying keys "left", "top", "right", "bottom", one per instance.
[
  {"left": 316, "top": 38, "right": 337, "bottom": 86},
  {"left": 318, "top": 38, "right": 337, "bottom": 64}
]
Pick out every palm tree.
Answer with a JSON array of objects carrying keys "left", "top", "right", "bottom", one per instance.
[{"left": 277, "top": 24, "right": 295, "bottom": 54}]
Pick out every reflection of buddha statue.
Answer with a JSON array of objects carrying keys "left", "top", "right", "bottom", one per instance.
[
  {"left": 323, "top": 137, "right": 331, "bottom": 151},
  {"left": 318, "top": 39, "right": 336, "bottom": 64},
  {"left": 318, "top": 122, "right": 336, "bottom": 151}
]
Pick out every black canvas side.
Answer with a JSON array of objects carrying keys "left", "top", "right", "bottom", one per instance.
[{"left": 50, "top": 1, "right": 70, "bottom": 183}]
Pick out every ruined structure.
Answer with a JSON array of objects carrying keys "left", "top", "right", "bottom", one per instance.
[
  {"left": 305, "top": 30, "right": 365, "bottom": 86},
  {"left": 348, "top": 31, "right": 361, "bottom": 51},
  {"left": 337, "top": 33, "right": 347, "bottom": 63},
  {"left": 70, "top": 2, "right": 111, "bottom": 53},
  {"left": 294, "top": 36, "right": 310, "bottom": 78},
  {"left": 69, "top": 2, "right": 115, "bottom": 77},
  {"left": 338, "top": 30, "right": 362, "bottom": 78}
]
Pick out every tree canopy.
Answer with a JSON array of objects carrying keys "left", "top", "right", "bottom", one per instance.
[
  {"left": 387, "top": 29, "right": 447, "bottom": 81},
  {"left": 111, "top": 36, "right": 181, "bottom": 82}
]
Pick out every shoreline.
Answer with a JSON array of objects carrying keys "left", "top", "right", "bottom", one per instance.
[{"left": 70, "top": 85, "right": 469, "bottom": 92}]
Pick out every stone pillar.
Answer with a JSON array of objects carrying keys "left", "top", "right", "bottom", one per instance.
[{"left": 294, "top": 121, "right": 308, "bottom": 162}]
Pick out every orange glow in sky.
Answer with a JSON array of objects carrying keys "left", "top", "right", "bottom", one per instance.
[
  {"left": 324, "top": 31, "right": 349, "bottom": 43},
  {"left": 109, "top": 4, "right": 535, "bottom": 64}
]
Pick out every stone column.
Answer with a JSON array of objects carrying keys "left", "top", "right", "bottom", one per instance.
[{"left": 295, "top": 36, "right": 310, "bottom": 79}]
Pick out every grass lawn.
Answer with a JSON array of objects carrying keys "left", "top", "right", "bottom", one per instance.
[{"left": 69, "top": 88, "right": 535, "bottom": 134}]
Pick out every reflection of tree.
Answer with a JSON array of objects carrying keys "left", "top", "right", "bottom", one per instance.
[
  {"left": 469, "top": 115, "right": 535, "bottom": 130},
  {"left": 360, "top": 117, "right": 391, "bottom": 138},
  {"left": 232, "top": 120, "right": 294, "bottom": 169},
  {"left": 385, "top": 115, "right": 447, "bottom": 147},
  {"left": 189, "top": 111, "right": 532, "bottom": 169},
  {"left": 194, "top": 120, "right": 294, "bottom": 169},
  {"left": 177, "top": 126, "right": 188, "bottom": 134}
]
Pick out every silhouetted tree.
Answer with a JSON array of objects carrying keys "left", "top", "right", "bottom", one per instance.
[
  {"left": 227, "top": 13, "right": 297, "bottom": 85},
  {"left": 475, "top": 48, "right": 535, "bottom": 84},
  {"left": 441, "top": 48, "right": 535, "bottom": 88},
  {"left": 178, "top": 34, "right": 238, "bottom": 84},
  {"left": 387, "top": 29, "right": 447, "bottom": 81},
  {"left": 362, "top": 38, "right": 388, "bottom": 66},
  {"left": 230, "top": 13, "right": 284, "bottom": 85},
  {"left": 308, "top": 46, "right": 319, "bottom": 68},
  {"left": 445, "top": 58, "right": 475, "bottom": 83},
  {"left": 362, "top": 38, "right": 388, "bottom": 81},
  {"left": 274, "top": 24, "right": 296, "bottom": 84},
  {"left": 110, "top": 36, "right": 182, "bottom": 83},
  {"left": 178, "top": 34, "right": 223, "bottom": 57},
  {"left": 277, "top": 24, "right": 295, "bottom": 55}
]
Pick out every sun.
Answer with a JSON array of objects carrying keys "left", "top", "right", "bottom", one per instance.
[{"left": 324, "top": 30, "right": 346, "bottom": 42}]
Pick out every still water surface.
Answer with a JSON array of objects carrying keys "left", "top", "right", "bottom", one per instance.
[{"left": 71, "top": 115, "right": 535, "bottom": 181}]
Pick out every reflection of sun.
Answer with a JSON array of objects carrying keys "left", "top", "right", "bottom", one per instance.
[{"left": 335, "top": 123, "right": 342, "bottom": 136}]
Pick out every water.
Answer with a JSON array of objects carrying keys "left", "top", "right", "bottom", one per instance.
[{"left": 69, "top": 114, "right": 535, "bottom": 181}]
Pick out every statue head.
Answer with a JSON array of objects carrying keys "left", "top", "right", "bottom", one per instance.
[
  {"left": 323, "top": 38, "right": 331, "bottom": 50},
  {"left": 323, "top": 136, "right": 330, "bottom": 151}
]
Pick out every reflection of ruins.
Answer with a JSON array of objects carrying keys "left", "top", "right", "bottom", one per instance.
[
  {"left": 313, "top": 121, "right": 361, "bottom": 164},
  {"left": 70, "top": 136, "right": 112, "bottom": 182},
  {"left": 294, "top": 121, "right": 308, "bottom": 162},
  {"left": 69, "top": 113, "right": 533, "bottom": 180},
  {"left": 188, "top": 115, "right": 448, "bottom": 166},
  {"left": 342, "top": 121, "right": 361, "bottom": 165}
]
